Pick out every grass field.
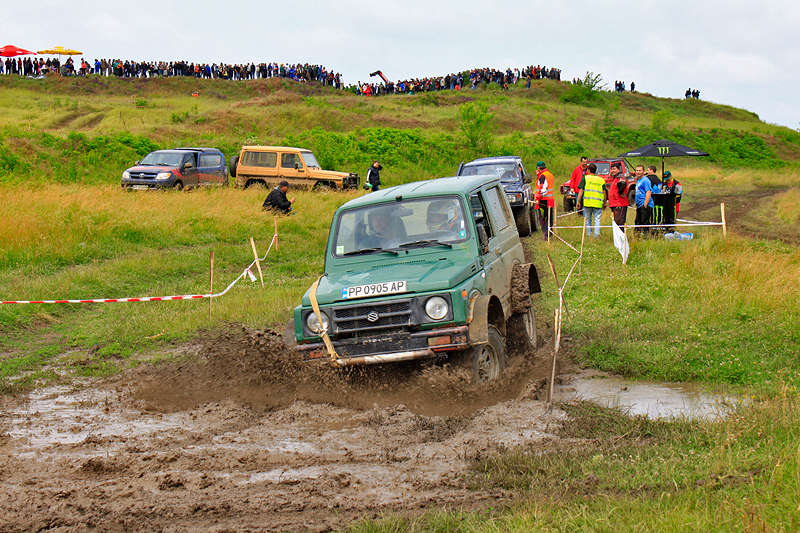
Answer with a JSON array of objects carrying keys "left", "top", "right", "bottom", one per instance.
[{"left": 2, "top": 74, "right": 800, "bottom": 531}]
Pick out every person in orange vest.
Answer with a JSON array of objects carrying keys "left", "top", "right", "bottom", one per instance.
[{"left": 536, "top": 161, "right": 555, "bottom": 239}]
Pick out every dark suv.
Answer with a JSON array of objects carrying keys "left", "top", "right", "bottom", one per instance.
[
  {"left": 560, "top": 158, "right": 637, "bottom": 211},
  {"left": 456, "top": 156, "right": 536, "bottom": 237},
  {"left": 121, "top": 147, "right": 228, "bottom": 190}
]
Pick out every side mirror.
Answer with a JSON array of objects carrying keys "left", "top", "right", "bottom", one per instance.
[
  {"left": 523, "top": 173, "right": 532, "bottom": 184},
  {"left": 184, "top": 162, "right": 194, "bottom": 169},
  {"left": 476, "top": 225, "right": 489, "bottom": 255}
]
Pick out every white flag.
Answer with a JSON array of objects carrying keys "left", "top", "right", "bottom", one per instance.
[{"left": 612, "top": 221, "right": 629, "bottom": 264}]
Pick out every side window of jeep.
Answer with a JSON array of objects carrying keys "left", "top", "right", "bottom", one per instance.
[
  {"left": 469, "top": 191, "right": 493, "bottom": 240},
  {"left": 241, "top": 151, "right": 277, "bottom": 168},
  {"left": 281, "top": 153, "right": 303, "bottom": 169}
]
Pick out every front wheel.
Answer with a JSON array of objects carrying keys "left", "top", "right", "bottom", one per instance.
[
  {"left": 627, "top": 188, "right": 636, "bottom": 207},
  {"left": 563, "top": 196, "right": 575, "bottom": 213},
  {"left": 454, "top": 325, "right": 506, "bottom": 382},
  {"left": 514, "top": 206, "right": 532, "bottom": 237},
  {"left": 173, "top": 181, "right": 184, "bottom": 191}
]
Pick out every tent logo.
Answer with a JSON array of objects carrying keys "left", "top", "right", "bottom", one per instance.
[{"left": 658, "top": 146, "right": 670, "bottom": 155}]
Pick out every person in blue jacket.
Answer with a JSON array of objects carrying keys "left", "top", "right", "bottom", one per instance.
[{"left": 634, "top": 165, "right": 654, "bottom": 236}]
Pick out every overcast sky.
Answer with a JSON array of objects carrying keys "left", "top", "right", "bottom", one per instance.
[{"left": 6, "top": 0, "right": 799, "bottom": 129}]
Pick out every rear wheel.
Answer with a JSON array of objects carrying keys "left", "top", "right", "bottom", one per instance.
[
  {"left": 514, "top": 206, "right": 532, "bottom": 237},
  {"left": 229, "top": 155, "right": 239, "bottom": 177},
  {"left": 563, "top": 196, "right": 575, "bottom": 213},
  {"left": 627, "top": 188, "right": 636, "bottom": 207},
  {"left": 507, "top": 301, "right": 537, "bottom": 355}
]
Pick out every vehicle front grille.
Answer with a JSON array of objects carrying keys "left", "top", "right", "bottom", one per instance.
[{"left": 334, "top": 299, "right": 412, "bottom": 333}]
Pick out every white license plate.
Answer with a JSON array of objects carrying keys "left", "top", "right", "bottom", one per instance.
[
  {"left": 132, "top": 185, "right": 149, "bottom": 190},
  {"left": 342, "top": 281, "right": 407, "bottom": 300}
]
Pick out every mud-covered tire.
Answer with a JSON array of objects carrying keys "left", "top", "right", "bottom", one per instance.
[
  {"left": 229, "top": 155, "right": 239, "bottom": 177},
  {"left": 173, "top": 181, "right": 184, "bottom": 191},
  {"left": 627, "top": 188, "right": 636, "bottom": 207},
  {"left": 514, "top": 206, "right": 532, "bottom": 237},
  {"left": 507, "top": 302, "right": 537, "bottom": 356},
  {"left": 563, "top": 196, "right": 575, "bottom": 213},
  {"left": 529, "top": 204, "right": 538, "bottom": 232},
  {"left": 455, "top": 325, "right": 506, "bottom": 382}
]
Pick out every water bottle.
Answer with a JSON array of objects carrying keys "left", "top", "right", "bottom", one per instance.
[{"left": 680, "top": 232, "right": 694, "bottom": 241}]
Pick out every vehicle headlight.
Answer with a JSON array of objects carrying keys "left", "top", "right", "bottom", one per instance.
[
  {"left": 425, "top": 296, "right": 449, "bottom": 320},
  {"left": 306, "top": 311, "right": 330, "bottom": 334},
  {"left": 155, "top": 172, "right": 172, "bottom": 180},
  {"left": 122, "top": 171, "right": 130, "bottom": 179}
]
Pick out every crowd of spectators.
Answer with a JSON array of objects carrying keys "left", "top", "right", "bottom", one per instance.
[
  {"left": 356, "top": 65, "right": 561, "bottom": 96},
  {"left": 613, "top": 80, "right": 634, "bottom": 92},
  {"left": 1, "top": 56, "right": 343, "bottom": 88},
  {"left": 2, "top": 55, "right": 564, "bottom": 97}
]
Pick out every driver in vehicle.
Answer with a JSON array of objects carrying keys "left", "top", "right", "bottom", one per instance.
[
  {"left": 426, "top": 199, "right": 463, "bottom": 235},
  {"left": 359, "top": 208, "right": 406, "bottom": 248}
]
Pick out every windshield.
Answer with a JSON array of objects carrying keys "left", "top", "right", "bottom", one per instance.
[
  {"left": 332, "top": 196, "right": 469, "bottom": 256},
  {"left": 592, "top": 162, "right": 611, "bottom": 176},
  {"left": 300, "top": 152, "right": 321, "bottom": 169},
  {"left": 139, "top": 152, "right": 184, "bottom": 167},
  {"left": 460, "top": 163, "right": 520, "bottom": 181}
]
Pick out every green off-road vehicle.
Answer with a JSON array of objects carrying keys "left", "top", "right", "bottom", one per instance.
[{"left": 287, "top": 175, "right": 541, "bottom": 381}]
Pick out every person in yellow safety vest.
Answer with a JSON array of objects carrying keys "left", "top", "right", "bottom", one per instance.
[
  {"left": 535, "top": 161, "right": 555, "bottom": 239},
  {"left": 577, "top": 163, "right": 607, "bottom": 238}
]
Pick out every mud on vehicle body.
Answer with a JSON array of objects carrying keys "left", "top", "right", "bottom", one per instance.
[
  {"left": 287, "top": 175, "right": 541, "bottom": 381},
  {"left": 560, "top": 157, "right": 637, "bottom": 211},
  {"left": 121, "top": 147, "right": 228, "bottom": 190},
  {"left": 456, "top": 156, "right": 537, "bottom": 237},
  {"left": 230, "top": 146, "right": 360, "bottom": 190}
]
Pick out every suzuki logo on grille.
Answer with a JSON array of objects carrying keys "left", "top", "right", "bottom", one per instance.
[
  {"left": 367, "top": 311, "right": 380, "bottom": 322},
  {"left": 139, "top": 173, "right": 145, "bottom": 178}
]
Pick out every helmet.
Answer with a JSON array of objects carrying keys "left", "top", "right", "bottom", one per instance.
[{"left": 426, "top": 200, "right": 458, "bottom": 232}]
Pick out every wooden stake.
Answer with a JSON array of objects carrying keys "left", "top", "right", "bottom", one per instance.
[
  {"left": 721, "top": 203, "right": 727, "bottom": 237},
  {"left": 547, "top": 307, "right": 560, "bottom": 404},
  {"left": 208, "top": 250, "right": 214, "bottom": 319},
  {"left": 547, "top": 253, "right": 571, "bottom": 324},
  {"left": 579, "top": 213, "right": 586, "bottom": 275},
  {"left": 250, "top": 237, "right": 264, "bottom": 288}
]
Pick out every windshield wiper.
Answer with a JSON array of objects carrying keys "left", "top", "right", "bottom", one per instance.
[
  {"left": 399, "top": 239, "right": 453, "bottom": 249},
  {"left": 343, "top": 247, "right": 399, "bottom": 256}
]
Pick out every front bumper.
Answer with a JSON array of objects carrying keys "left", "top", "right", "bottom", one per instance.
[
  {"left": 297, "top": 325, "right": 470, "bottom": 366},
  {"left": 121, "top": 179, "right": 174, "bottom": 190}
]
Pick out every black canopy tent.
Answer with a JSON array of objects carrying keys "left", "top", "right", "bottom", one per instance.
[{"left": 618, "top": 139, "right": 709, "bottom": 177}]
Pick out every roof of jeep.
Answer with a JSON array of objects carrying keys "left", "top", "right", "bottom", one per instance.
[
  {"left": 339, "top": 176, "right": 499, "bottom": 210},
  {"left": 240, "top": 146, "right": 311, "bottom": 153},
  {"left": 463, "top": 156, "right": 522, "bottom": 166},
  {"left": 169, "top": 147, "right": 223, "bottom": 153}
]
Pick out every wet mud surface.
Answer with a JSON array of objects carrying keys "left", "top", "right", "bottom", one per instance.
[{"left": 0, "top": 327, "right": 569, "bottom": 532}]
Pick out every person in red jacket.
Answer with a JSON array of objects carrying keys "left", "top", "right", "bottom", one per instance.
[
  {"left": 569, "top": 156, "right": 588, "bottom": 212},
  {"left": 607, "top": 162, "right": 629, "bottom": 229}
]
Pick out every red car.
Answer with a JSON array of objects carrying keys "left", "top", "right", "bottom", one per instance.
[{"left": 560, "top": 158, "right": 637, "bottom": 211}]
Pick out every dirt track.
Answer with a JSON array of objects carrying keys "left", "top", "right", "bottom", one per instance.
[{"left": 0, "top": 327, "right": 570, "bottom": 532}]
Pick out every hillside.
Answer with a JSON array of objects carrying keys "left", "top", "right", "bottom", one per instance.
[{"left": 1, "top": 73, "right": 799, "bottom": 188}]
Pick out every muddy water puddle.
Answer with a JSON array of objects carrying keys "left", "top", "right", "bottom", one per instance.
[{"left": 556, "top": 372, "right": 741, "bottom": 419}]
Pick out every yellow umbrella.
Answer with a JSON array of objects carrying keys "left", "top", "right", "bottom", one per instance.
[{"left": 37, "top": 46, "right": 82, "bottom": 55}]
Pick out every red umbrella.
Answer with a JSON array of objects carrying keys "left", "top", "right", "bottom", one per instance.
[{"left": 0, "top": 45, "right": 36, "bottom": 57}]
